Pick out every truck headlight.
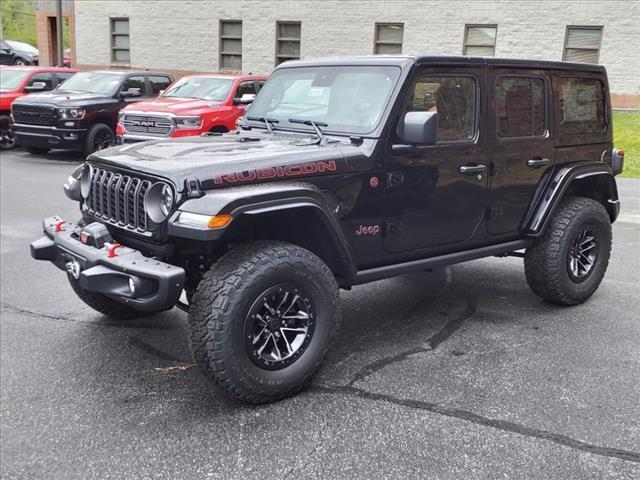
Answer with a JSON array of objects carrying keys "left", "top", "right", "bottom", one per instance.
[
  {"left": 58, "top": 108, "right": 85, "bottom": 119},
  {"left": 175, "top": 116, "right": 202, "bottom": 130},
  {"left": 144, "top": 182, "right": 174, "bottom": 223}
]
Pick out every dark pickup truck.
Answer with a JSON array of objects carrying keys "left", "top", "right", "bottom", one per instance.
[
  {"left": 31, "top": 55, "right": 624, "bottom": 403},
  {"left": 12, "top": 70, "right": 172, "bottom": 156}
]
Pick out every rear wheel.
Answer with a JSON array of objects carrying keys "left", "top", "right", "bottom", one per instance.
[
  {"left": 188, "top": 241, "right": 339, "bottom": 403},
  {"left": 24, "top": 146, "right": 50, "bottom": 155},
  {"left": 13, "top": 58, "right": 27, "bottom": 66},
  {"left": 0, "top": 115, "right": 16, "bottom": 150},
  {"left": 83, "top": 123, "right": 114, "bottom": 157},
  {"left": 524, "top": 197, "right": 612, "bottom": 306}
]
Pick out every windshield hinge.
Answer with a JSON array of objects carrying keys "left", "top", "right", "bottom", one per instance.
[{"left": 185, "top": 179, "right": 204, "bottom": 198}]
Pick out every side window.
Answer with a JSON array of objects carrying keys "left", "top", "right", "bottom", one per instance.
[
  {"left": 55, "top": 72, "right": 75, "bottom": 85},
  {"left": 28, "top": 72, "right": 55, "bottom": 90},
  {"left": 558, "top": 77, "right": 605, "bottom": 135},
  {"left": 149, "top": 75, "right": 172, "bottom": 95},
  {"left": 406, "top": 76, "right": 476, "bottom": 142},
  {"left": 235, "top": 81, "right": 257, "bottom": 99},
  {"left": 495, "top": 77, "right": 545, "bottom": 138},
  {"left": 121, "top": 75, "right": 146, "bottom": 95}
]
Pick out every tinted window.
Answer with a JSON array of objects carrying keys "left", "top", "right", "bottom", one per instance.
[
  {"left": 28, "top": 72, "right": 55, "bottom": 90},
  {"left": 149, "top": 75, "right": 172, "bottom": 95},
  {"left": 235, "top": 81, "right": 257, "bottom": 99},
  {"left": 496, "top": 77, "right": 545, "bottom": 138},
  {"left": 558, "top": 78, "right": 606, "bottom": 135},
  {"left": 122, "top": 76, "right": 146, "bottom": 95},
  {"left": 55, "top": 71, "right": 76, "bottom": 84},
  {"left": 407, "top": 76, "right": 476, "bottom": 142}
]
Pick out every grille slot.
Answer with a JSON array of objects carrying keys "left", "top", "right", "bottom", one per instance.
[
  {"left": 12, "top": 105, "right": 57, "bottom": 126},
  {"left": 121, "top": 114, "right": 173, "bottom": 136},
  {"left": 85, "top": 166, "right": 152, "bottom": 232}
]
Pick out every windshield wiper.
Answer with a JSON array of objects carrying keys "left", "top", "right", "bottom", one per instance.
[
  {"left": 289, "top": 118, "right": 328, "bottom": 144},
  {"left": 246, "top": 116, "right": 279, "bottom": 134}
]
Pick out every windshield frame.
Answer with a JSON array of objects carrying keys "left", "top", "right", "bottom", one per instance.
[
  {"left": 54, "top": 71, "right": 125, "bottom": 96},
  {"left": 242, "top": 64, "right": 405, "bottom": 138},
  {"left": 161, "top": 76, "right": 235, "bottom": 102}
]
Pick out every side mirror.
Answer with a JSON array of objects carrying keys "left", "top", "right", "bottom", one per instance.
[
  {"left": 24, "top": 81, "right": 48, "bottom": 92},
  {"left": 398, "top": 111, "right": 438, "bottom": 145},
  {"left": 233, "top": 93, "right": 256, "bottom": 105},
  {"left": 120, "top": 88, "right": 142, "bottom": 99}
]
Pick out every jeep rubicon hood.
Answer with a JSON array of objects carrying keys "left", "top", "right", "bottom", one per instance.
[
  {"left": 122, "top": 96, "right": 223, "bottom": 115},
  {"left": 89, "top": 132, "right": 371, "bottom": 191}
]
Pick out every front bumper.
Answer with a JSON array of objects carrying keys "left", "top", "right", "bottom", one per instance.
[
  {"left": 14, "top": 124, "right": 85, "bottom": 150},
  {"left": 30, "top": 216, "right": 185, "bottom": 312}
]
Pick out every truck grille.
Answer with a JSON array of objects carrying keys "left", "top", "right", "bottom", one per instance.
[
  {"left": 85, "top": 166, "right": 153, "bottom": 233},
  {"left": 121, "top": 114, "right": 173, "bottom": 136},
  {"left": 12, "top": 105, "right": 57, "bottom": 126}
]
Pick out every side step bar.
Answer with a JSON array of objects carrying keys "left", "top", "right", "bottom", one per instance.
[{"left": 352, "top": 239, "right": 533, "bottom": 285}]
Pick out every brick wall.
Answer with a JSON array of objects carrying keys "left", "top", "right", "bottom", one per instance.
[{"left": 73, "top": 0, "right": 639, "bottom": 107}]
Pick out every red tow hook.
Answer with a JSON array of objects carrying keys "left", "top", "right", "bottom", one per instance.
[
  {"left": 106, "top": 243, "right": 123, "bottom": 258},
  {"left": 54, "top": 220, "right": 66, "bottom": 232}
]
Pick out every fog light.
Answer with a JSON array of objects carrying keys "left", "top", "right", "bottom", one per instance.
[{"left": 128, "top": 277, "right": 136, "bottom": 295}]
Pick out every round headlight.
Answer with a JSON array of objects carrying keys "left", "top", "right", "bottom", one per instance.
[{"left": 144, "top": 182, "right": 174, "bottom": 223}]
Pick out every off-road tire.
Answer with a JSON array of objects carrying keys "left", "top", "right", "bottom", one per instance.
[
  {"left": 68, "top": 275, "right": 155, "bottom": 320},
  {"left": 82, "top": 123, "right": 114, "bottom": 157},
  {"left": 25, "top": 146, "right": 50, "bottom": 155},
  {"left": 524, "top": 196, "right": 612, "bottom": 306},
  {"left": 189, "top": 241, "right": 340, "bottom": 404}
]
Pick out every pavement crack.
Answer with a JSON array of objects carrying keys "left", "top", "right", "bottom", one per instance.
[
  {"left": 310, "top": 384, "right": 640, "bottom": 464},
  {"left": 1, "top": 302, "right": 91, "bottom": 326},
  {"left": 346, "top": 297, "right": 476, "bottom": 386}
]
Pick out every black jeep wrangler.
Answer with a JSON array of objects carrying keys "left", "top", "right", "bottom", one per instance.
[
  {"left": 31, "top": 56, "right": 624, "bottom": 403},
  {"left": 12, "top": 70, "right": 172, "bottom": 156}
]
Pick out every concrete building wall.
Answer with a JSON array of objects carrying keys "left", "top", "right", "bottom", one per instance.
[{"left": 73, "top": 0, "right": 640, "bottom": 107}]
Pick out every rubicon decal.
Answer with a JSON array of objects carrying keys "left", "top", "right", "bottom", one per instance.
[{"left": 212, "top": 160, "right": 337, "bottom": 185}]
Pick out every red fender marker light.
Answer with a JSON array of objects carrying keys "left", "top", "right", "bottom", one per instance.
[
  {"left": 107, "top": 243, "right": 123, "bottom": 258},
  {"left": 54, "top": 220, "right": 66, "bottom": 232}
]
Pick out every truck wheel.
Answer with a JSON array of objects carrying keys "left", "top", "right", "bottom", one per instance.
[
  {"left": 83, "top": 123, "right": 114, "bottom": 157},
  {"left": 25, "top": 146, "right": 50, "bottom": 155},
  {"left": 189, "top": 241, "right": 339, "bottom": 403},
  {"left": 524, "top": 197, "right": 612, "bottom": 306},
  {"left": 0, "top": 115, "right": 16, "bottom": 150},
  {"left": 68, "top": 276, "right": 154, "bottom": 320}
]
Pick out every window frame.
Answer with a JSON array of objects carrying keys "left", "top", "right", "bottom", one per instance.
[
  {"left": 562, "top": 25, "right": 603, "bottom": 64},
  {"left": 463, "top": 24, "right": 498, "bottom": 56},
  {"left": 494, "top": 74, "right": 550, "bottom": 141},
  {"left": 219, "top": 20, "right": 243, "bottom": 71},
  {"left": 374, "top": 23, "right": 404, "bottom": 55},
  {"left": 110, "top": 17, "right": 130, "bottom": 64},
  {"left": 400, "top": 72, "right": 480, "bottom": 147},
  {"left": 275, "top": 21, "right": 301, "bottom": 66}
]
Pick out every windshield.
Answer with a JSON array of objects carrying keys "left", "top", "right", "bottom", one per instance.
[
  {"left": 163, "top": 76, "right": 233, "bottom": 101},
  {"left": 57, "top": 71, "right": 123, "bottom": 95},
  {"left": 0, "top": 69, "right": 31, "bottom": 90},
  {"left": 245, "top": 65, "right": 401, "bottom": 135},
  {"left": 6, "top": 40, "right": 38, "bottom": 54}
]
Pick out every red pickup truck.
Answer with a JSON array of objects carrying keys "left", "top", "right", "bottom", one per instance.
[
  {"left": 117, "top": 74, "right": 267, "bottom": 142},
  {"left": 0, "top": 66, "right": 78, "bottom": 149}
]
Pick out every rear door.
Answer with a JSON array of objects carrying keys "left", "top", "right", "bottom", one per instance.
[{"left": 486, "top": 68, "right": 555, "bottom": 235}]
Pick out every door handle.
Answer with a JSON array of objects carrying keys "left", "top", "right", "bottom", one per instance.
[
  {"left": 527, "top": 158, "right": 551, "bottom": 168},
  {"left": 459, "top": 164, "right": 487, "bottom": 175}
]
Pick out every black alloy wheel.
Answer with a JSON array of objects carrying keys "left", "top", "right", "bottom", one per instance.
[
  {"left": 0, "top": 116, "right": 16, "bottom": 150},
  {"left": 567, "top": 228, "right": 598, "bottom": 282}
]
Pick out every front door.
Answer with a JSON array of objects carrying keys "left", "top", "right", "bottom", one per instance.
[
  {"left": 486, "top": 69, "right": 555, "bottom": 235},
  {"left": 383, "top": 67, "right": 489, "bottom": 253}
]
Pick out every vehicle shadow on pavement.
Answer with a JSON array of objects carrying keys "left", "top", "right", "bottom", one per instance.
[{"left": 8, "top": 148, "right": 85, "bottom": 164}]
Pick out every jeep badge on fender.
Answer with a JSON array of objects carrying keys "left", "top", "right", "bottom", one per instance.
[{"left": 31, "top": 55, "right": 621, "bottom": 404}]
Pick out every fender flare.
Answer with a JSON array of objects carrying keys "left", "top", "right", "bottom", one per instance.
[
  {"left": 168, "top": 181, "right": 357, "bottom": 278},
  {"left": 522, "top": 162, "right": 619, "bottom": 237}
]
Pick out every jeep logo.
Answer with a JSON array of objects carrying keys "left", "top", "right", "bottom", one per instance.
[{"left": 355, "top": 224, "right": 380, "bottom": 236}]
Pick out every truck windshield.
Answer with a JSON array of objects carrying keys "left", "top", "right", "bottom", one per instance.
[
  {"left": 57, "top": 71, "right": 123, "bottom": 95},
  {"left": 245, "top": 65, "right": 401, "bottom": 135},
  {"left": 0, "top": 69, "right": 30, "bottom": 90},
  {"left": 162, "top": 76, "right": 234, "bottom": 101}
]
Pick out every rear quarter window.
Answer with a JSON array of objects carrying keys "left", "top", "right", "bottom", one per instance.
[{"left": 557, "top": 77, "right": 606, "bottom": 135}]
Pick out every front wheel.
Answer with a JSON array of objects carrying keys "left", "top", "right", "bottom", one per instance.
[
  {"left": 188, "top": 242, "right": 339, "bottom": 403},
  {"left": 524, "top": 197, "right": 612, "bottom": 306},
  {"left": 83, "top": 123, "right": 114, "bottom": 157},
  {"left": 0, "top": 115, "right": 16, "bottom": 150}
]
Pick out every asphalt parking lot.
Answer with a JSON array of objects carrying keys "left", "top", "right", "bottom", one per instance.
[{"left": 1, "top": 148, "right": 639, "bottom": 479}]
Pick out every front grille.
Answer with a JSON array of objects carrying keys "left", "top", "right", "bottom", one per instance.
[
  {"left": 121, "top": 114, "right": 173, "bottom": 136},
  {"left": 85, "top": 166, "right": 152, "bottom": 233},
  {"left": 12, "top": 105, "right": 57, "bottom": 126}
]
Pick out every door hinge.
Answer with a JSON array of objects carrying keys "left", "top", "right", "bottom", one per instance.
[
  {"left": 386, "top": 171, "right": 405, "bottom": 188},
  {"left": 384, "top": 220, "right": 402, "bottom": 237}
]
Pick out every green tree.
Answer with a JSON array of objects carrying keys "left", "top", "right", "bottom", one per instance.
[{"left": 1, "top": 0, "right": 38, "bottom": 47}]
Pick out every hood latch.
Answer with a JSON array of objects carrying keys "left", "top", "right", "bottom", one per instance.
[{"left": 185, "top": 179, "right": 204, "bottom": 198}]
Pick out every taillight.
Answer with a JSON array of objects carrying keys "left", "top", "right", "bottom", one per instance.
[{"left": 611, "top": 148, "right": 624, "bottom": 176}]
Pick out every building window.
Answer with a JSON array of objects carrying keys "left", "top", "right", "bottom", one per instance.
[
  {"left": 220, "top": 20, "right": 242, "bottom": 71},
  {"left": 463, "top": 25, "right": 497, "bottom": 56},
  {"left": 111, "top": 18, "right": 130, "bottom": 63},
  {"left": 276, "top": 21, "right": 301, "bottom": 65},
  {"left": 563, "top": 26, "right": 603, "bottom": 64},
  {"left": 374, "top": 23, "right": 403, "bottom": 54},
  {"left": 496, "top": 77, "right": 546, "bottom": 138}
]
